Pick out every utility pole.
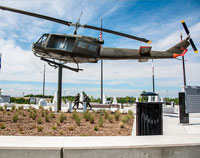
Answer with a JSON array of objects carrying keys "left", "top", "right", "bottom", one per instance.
[
  {"left": 181, "top": 33, "right": 186, "bottom": 86},
  {"left": 43, "top": 64, "right": 46, "bottom": 97}
]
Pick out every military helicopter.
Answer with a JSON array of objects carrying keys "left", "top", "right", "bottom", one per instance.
[{"left": 0, "top": 6, "right": 198, "bottom": 72}]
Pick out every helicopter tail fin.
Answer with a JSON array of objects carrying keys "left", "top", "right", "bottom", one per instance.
[{"left": 166, "top": 38, "right": 190, "bottom": 58}]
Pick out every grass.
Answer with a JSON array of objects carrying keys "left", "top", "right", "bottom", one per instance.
[
  {"left": 68, "top": 125, "right": 75, "bottom": 131},
  {"left": 114, "top": 110, "right": 120, "bottom": 121},
  {"left": 58, "top": 113, "right": 66, "bottom": 123},
  {"left": 37, "top": 126, "right": 43, "bottom": 132},
  {"left": 94, "top": 125, "right": 99, "bottom": 131},
  {"left": 119, "top": 122, "right": 125, "bottom": 128},
  {"left": 37, "top": 118, "right": 43, "bottom": 124},
  {"left": 0, "top": 123, "right": 6, "bottom": 129},
  {"left": 98, "top": 116, "right": 104, "bottom": 127},
  {"left": 83, "top": 110, "right": 91, "bottom": 121},
  {"left": 12, "top": 113, "right": 19, "bottom": 123}
]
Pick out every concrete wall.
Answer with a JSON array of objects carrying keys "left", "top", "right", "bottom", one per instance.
[{"left": 0, "top": 136, "right": 200, "bottom": 158}]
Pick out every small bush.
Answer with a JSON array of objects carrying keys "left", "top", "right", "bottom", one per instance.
[
  {"left": 94, "top": 125, "right": 99, "bottom": 131},
  {"left": 75, "top": 116, "right": 81, "bottom": 126},
  {"left": 72, "top": 111, "right": 78, "bottom": 119},
  {"left": 128, "top": 110, "right": 133, "bottom": 118},
  {"left": 103, "top": 110, "right": 109, "bottom": 120},
  {"left": 12, "top": 113, "right": 19, "bottom": 123},
  {"left": 41, "top": 110, "right": 45, "bottom": 117},
  {"left": 52, "top": 125, "right": 57, "bottom": 130},
  {"left": 0, "top": 106, "right": 3, "bottom": 111},
  {"left": 122, "top": 115, "right": 130, "bottom": 124},
  {"left": 50, "top": 112, "right": 55, "bottom": 119},
  {"left": 37, "top": 126, "right": 43, "bottom": 132},
  {"left": 56, "top": 121, "right": 61, "bottom": 126},
  {"left": 114, "top": 110, "right": 120, "bottom": 121},
  {"left": 18, "top": 106, "right": 24, "bottom": 110},
  {"left": 98, "top": 116, "right": 104, "bottom": 127},
  {"left": 4, "top": 105, "right": 7, "bottom": 111},
  {"left": 11, "top": 105, "right": 16, "bottom": 111},
  {"left": 37, "top": 118, "right": 43, "bottom": 124},
  {"left": 119, "top": 122, "right": 125, "bottom": 128},
  {"left": 39, "top": 106, "right": 44, "bottom": 110},
  {"left": 89, "top": 114, "right": 95, "bottom": 124},
  {"left": 83, "top": 111, "right": 91, "bottom": 121},
  {"left": 68, "top": 125, "right": 75, "bottom": 131},
  {"left": 58, "top": 113, "right": 66, "bottom": 123},
  {"left": 59, "top": 130, "right": 64, "bottom": 135},
  {"left": 30, "top": 111, "right": 37, "bottom": 120},
  {"left": 108, "top": 115, "right": 113, "bottom": 123},
  {"left": 45, "top": 114, "right": 50, "bottom": 122},
  {"left": 0, "top": 123, "right": 6, "bottom": 129}
]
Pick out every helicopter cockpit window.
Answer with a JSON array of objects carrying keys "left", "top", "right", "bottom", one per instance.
[
  {"left": 88, "top": 44, "right": 97, "bottom": 52},
  {"left": 78, "top": 41, "right": 87, "bottom": 49},
  {"left": 37, "top": 34, "right": 48, "bottom": 44}
]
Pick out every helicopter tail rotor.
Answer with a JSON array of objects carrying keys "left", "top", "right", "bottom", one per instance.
[{"left": 181, "top": 20, "right": 198, "bottom": 53}]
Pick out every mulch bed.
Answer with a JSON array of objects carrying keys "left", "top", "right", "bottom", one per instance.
[{"left": 0, "top": 107, "right": 134, "bottom": 136}]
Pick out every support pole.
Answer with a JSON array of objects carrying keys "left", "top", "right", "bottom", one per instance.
[
  {"left": 152, "top": 60, "right": 155, "bottom": 93},
  {"left": 57, "top": 65, "right": 62, "bottom": 112},
  {"left": 181, "top": 33, "right": 186, "bottom": 86},
  {"left": 42, "top": 64, "right": 45, "bottom": 97},
  {"left": 100, "top": 18, "right": 103, "bottom": 104},
  {"left": 101, "top": 59, "right": 103, "bottom": 104}
]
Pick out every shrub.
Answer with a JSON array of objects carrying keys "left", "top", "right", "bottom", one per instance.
[
  {"left": 11, "top": 105, "right": 16, "bottom": 111},
  {"left": 94, "top": 125, "right": 99, "bottom": 131},
  {"left": 72, "top": 111, "right": 78, "bottom": 119},
  {"left": 119, "top": 122, "right": 125, "bottom": 128},
  {"left": 89, "top": 114, "right": 95, "bottom": 124},
  {"left": 37, "top": 118, "right": 43, "bottom": 124},
  {"left": 50, "top": 112, "right": 55, "bottom": 119},
  {"left": 18, "top": 106, "right": 24, "bottom": 110},
  {"left": 108, "top": 115, "right": 113, "bottom": 123},
  {"left": 0, "top": 123, "right": 6, "bottom": 129},
  {"left": 75, "top": 116, "right": 81, "bottom": 126},
  {"left": 128, "top": 110, "right": 133, "bottom": 118},
  {"left": 41, "top": 110, "right": 45, "bottom": 117},
  {"left": 12, "top": 113, "right": 19, "bottom": 123},
  {"left": 56, "top": 121, "right": 61, "bottom": 126},
  {"left": 98, "top": 116, "right": 104, "bottom": 127},
  {"left": 45, "top": 114, "right": 50, "bottom": 122},
  {"left": 0, "top": 106, "right": 3, "bottom": 111},
  {"left": 37, "top": 126, "right": 43, "bottom": 132},
  {"left": 122, "top": 115, "right": 130, "bottom": 124},
  {"left": 68, "top": 125, "right": 75, "bottom": 131},
  {"left": 39, "top": 106, "right": 44, "bottom": 110},
  {"left": 114, "top": 110, "right": 120, "bottom": 121},
  {"left": 58, "top": 113, "right": 66, "bottom": 123},
  {"left": 52, "top": 125, "right": 57, "bottom": 130},
  {"left": 59, "top": 130, "right": 64, "bottom": 135},
  {"left": 4, "top": 105, "right": 7, "bottom": 111},
  {"left": 29, "top": 110, "right": 37, "bottom": 120},
  {"left": 103, "top": 110, "right": 109, "bottom": 120},
  {"left": 83, "top": 111, "right": 91, "bottom": 121}
]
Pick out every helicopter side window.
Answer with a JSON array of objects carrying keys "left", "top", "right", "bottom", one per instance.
[
  {"left": 66, "top": 38, "right": 75, "bottom": 52},
  {"left": 88, "top": 44, "right": 97, "bottom": 52},
  {"left": 49, "top": 36, "right": 65, "bottom": 49},
  {"left": 78, "top": 41, "right": 87, "bottom": 49}
]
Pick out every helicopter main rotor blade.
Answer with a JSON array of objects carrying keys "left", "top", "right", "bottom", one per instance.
[
  {"left": 0, "top": 5, "right": 151, "bottom": 43},
  {"left": 83, "top": 25, "right": 152, "bottom": 43},
  {"left": 0, "top": 6, "right": 72, "bottom": 26}
]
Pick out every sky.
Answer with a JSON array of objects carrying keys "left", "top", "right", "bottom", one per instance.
[{"left": 0, "top": 0, "right": 199, "bottom": 98}]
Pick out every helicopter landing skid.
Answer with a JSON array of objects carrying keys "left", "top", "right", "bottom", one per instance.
[{"left": 40, "top": 57, "right": 83, "bottom": 72}]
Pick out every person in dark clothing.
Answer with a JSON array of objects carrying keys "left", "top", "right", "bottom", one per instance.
[
  {"left": 73, "top": 93, "right": 80, "bottom": 109},
  {"left": 83, "top": 93, "right": 92, "bottom": 109}
]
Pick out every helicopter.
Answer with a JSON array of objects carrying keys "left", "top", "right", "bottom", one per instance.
[{"left": 0, "top": 6, "right": 198, "bottom": 72}]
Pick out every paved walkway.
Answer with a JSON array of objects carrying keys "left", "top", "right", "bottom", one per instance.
[{"left": 132, "top": 109, "right": 200, "bottom": 136}]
